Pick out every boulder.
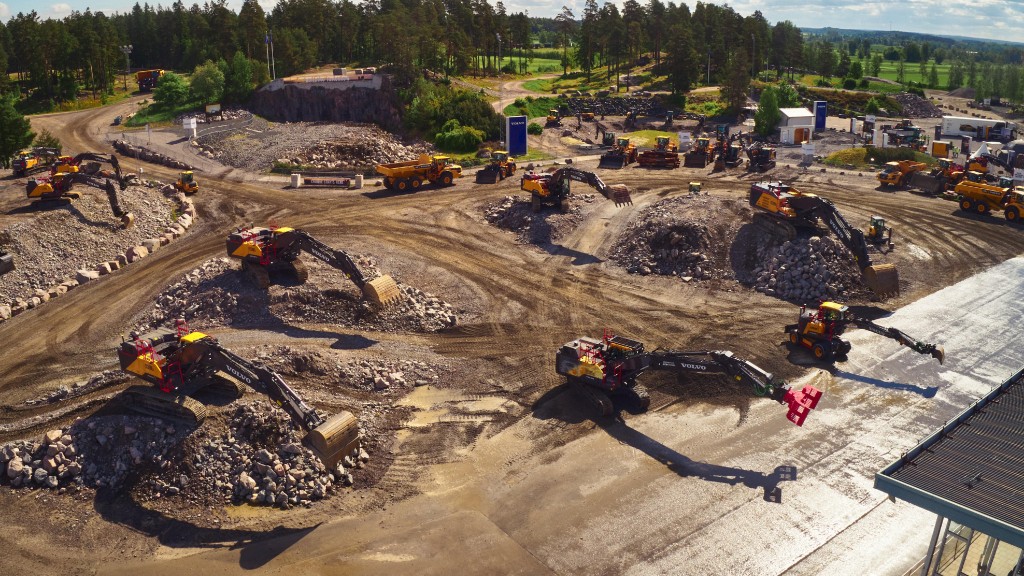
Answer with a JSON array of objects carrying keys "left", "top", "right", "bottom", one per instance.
[
  {"left": 7, "top": 458, "right": 23, "bottom": 479},
  {"left": 76, "top": 269, "right": 101, "bottom": 284},
  {"left": 33, "top": 289, "right": 50, "bottom": 303},
  {"left": 96, "top": 262, "right": 113, "bottom": 275},
  {"left": 0, "top": 305, "right": 10, "bottom": 320},
  {"left": 126, "top": 246, "right": 150, "bottom": 262},
  {"left": 142, "top": 239, "right": 162, "bottom": 252},
  {"left": 32, "top": 467, "right": 48, "bottom": 484}
]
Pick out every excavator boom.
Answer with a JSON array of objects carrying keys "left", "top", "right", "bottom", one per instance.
[{"left": 852, "top": 318, "right": 945, "bottom": 364}]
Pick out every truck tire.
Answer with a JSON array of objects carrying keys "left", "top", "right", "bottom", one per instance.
[
  {"left": 396, "top": 179, "right": 410, "bottom": 191},
  {"left": 789, "top": 332, "right": 799, "bottom": 344},
  {"left": 960, "top": 198, "right": 974, "bottom": 211},
  {"left": 439, "top": 172, "right": 453, "bottom": 186},
  {"left": 976, "top": 201, "right": 989, "bottom": 214},
  {"left": 1006, "top": 207, "right": 1020, "bottom": 222},
  {"left": 410, "top": 177, "right": 422, "bottom": 190}
]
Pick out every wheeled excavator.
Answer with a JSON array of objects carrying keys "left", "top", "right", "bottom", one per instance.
[
  {"left": 785, "top": 301, "right": 944, "bottom": 364},
  {"left": 25, "top": 152, "right": 135, "bottom": 228},
  {"left": 556, "top": 332, "right": 823, "bottom": 425},
  {"left": 225, "top": 226, "right": 402, "bottom": 306},
  {"left": 749, "top": 181, "right": 899, "bottom": 298},
  {"left": 118, "top": 321, "right": 360, "bottom": 467},
  {"left": 520, "top": 167, "right": 632, "bottom": 213}
]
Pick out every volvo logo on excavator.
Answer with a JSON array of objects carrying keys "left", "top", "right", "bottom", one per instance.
[{"left": 223, "top": 363, "right": 256, "bottom": 387}]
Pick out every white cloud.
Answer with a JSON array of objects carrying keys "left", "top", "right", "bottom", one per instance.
[
  {"left": 50, "top": 2, "right": 71, "bottom": 16},
  {"left": 0, "top": 2, "right": 9, "bottom": 20}
]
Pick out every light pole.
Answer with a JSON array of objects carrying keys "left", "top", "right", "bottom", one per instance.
[
  {"left": 497, "top": 32, "right": 503, "bottom": 147},
  {"left": 119, "top": 44, "right": 133, "bottom": 91},
  {"left": 707, "top": 51, "right": 711, "bottom": 85},
  {"left": 751, "top": 34, "right": 755, "bottom": 79}
]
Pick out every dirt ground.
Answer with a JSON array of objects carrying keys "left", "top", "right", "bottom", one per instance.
[{"left": 1, "top": 99, "right": 1023, "bottom": 574}]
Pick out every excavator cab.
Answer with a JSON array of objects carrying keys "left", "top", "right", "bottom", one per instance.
[
  {"left": 602, "top": 132, "right": 616, "bottom": 147},
  {"left": 689, "top": 182, "right": 702, "bottom": 195}
]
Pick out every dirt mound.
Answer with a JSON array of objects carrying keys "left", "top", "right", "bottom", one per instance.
[
  {"left": 0, "top": 183, "right": 181, "bottom": 307},
  {"left": 139, "top": 257, "right": 457, "bottom": 332},
  {"left": 747, "top": 236, "right": 865, "bottom": 302},
  {"left": 609, "top": 195, "right": 753, "bottom": 281},
  {"left": 947, "top": 87, "right": 976, "bottom": 99},
  {"left": 483, "top": 194, "right": 596, "bottom": 244},
  {"left": 890, "top": 92, "right": 944, "bottom": 118},
  {"left": 195, "top": 121, "right": 431, "bottom": 174}
]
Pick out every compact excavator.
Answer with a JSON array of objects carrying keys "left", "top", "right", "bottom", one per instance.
[
  {"left": 556, "top": 332, "right": 823, "bottom": 425},
  {"left": 520, "top": 167, "right": 632, "bottom": 213},
  {"left": 25, "top": 152, "right": 135, "bottom": 228},
  {"left": 225, "top": 226, "right": 401, "bottom": 306},
  {"left": 118, "top": 321, "right": 360, "bottom": 467},
  {"left": 749, "top": 181, "right": 899, "bottom": 298},
  {"left": 785, "top": 301, "right": 945, "bottom": 364}
]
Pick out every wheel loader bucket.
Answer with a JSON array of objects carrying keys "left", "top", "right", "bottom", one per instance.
[
  {"left": 863, "top": 264, "right": 900, "bottom": 299},
  {"left": 305, "top": 410, "right": 360, "bottom": 469},
  {"left": 121, "top": 212, "right": 136, "bottom": 229},
  {"left": 599, "top": 153, "right": 625, "bottom": 169},
  {"left": 605, "top": 184, "right": 632, "bottom": 206},
  {"left": 475, "top": 167, "right": 501, "bottom": 184},
  {"left": 363, "top": 274, "right": 402, "bottom": 306}
]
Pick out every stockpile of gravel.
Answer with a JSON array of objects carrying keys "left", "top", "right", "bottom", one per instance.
[
  {"left": 609, "top": 200, "right": 716, "bottom": 280},
  {"left": 195, "top": 121, "right": 431, "bottom": 174},
  {"left": 891, "top": 92, "right": 944, "bottom": 118},
  {"left": 139, "top": 257, "right": 457, "bottom": 332},
  {"left": 749, "top": 236, "right": 862, "bottom": 301},
  {"left": 482, "top": 193, "right": 597, "bottom": 244}
]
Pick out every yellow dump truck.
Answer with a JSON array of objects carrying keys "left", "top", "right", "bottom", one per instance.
[
  {"left": 877, "top": 160, "right": 927, "bottom": 187},
  {"left": 376, "top": 155, "right": 462, "bottom": 191},
  {"left": 954, "top": 172, "right": 1024, "bottom": 222}
]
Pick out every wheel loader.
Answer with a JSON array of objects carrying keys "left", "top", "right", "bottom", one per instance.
[
  {"left": 785, "top": 302, "right": 944, "bottom": 364},
  {"left": 174, "top": 171, "right": 199, "bottom": 195},
  {"left": 520, "top": 167, "right": 631, "bottom": 213},
  {"left": 25, "top": 152, "right": 135, "bottom": 228},
  {"left": 555, "top": 332, "right": 822, "bottom": 425},
  {"left": 683, "top": 136, "right": 715, "bottom": 168},
  {"left": 908, "top": 158, "right": 962, "bottom": 195},
  {"left": 637, "top": 136, "right": 680, "bottom": 169},
  {"left": 546, "top": 109, "right": 562, "bottom": 127},
  {"left": 225, "top": 226, "right": 402, "bottom": 306},
  {"left": 749, "top": 181, "right": 900, "bottom": 299},
  {"left": 598, "top": 137, "right": 638, "bottom": 169},
  {"left": 475, "top": 150, "right": 517, "bottom": 184},
  {"left": 118, "top": 321, "right": 360, "bottom": 468}
]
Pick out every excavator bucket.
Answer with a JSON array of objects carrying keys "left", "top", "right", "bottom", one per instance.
[
  {"left": 782, "top": 385, "right": 823, "bottom": 427},
  {"left": 305, "top": 410, "right": 361, "bottom": 469},
  {"left": 863, "top": 264, "right": 900, "bottom": 299},
  {"left": 363, "top": 274, "right": 402, "bottom": 306},
  {"left": 931, "top": 346, "right": 945, "bottom": 365},
  {"left": 605, "top": 184, "right": 632, "bottom": 206}
]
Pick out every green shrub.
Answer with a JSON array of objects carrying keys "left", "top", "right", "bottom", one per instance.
[
  {"left": 864, "top": 97, "right": 882, "bottom": 114},
  {"left": 842, "top": 78, "right": 857, "bottom": 90},
  {"left": 816, "top": 78, "right": 834, "bottom": 87},
  {"left": 435, "top": 119, "right": 485, "bottom": 153},
  {"left": 858, "top": 78, "right": 870, "bottom": 89},
  {"left": 527, "top": 122, "right": 543, "bottom": 135}
]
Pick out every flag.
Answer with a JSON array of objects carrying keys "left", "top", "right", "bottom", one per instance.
[{"left": 265, "top": 32, "right": 270, "bottom": 44}]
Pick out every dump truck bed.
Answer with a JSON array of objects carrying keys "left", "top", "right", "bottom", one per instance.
[{"left": 376, "top": 156, "right": 432, "bottom": 178}]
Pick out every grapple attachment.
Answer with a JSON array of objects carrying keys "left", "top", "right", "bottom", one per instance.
[
  {"left": 782, "top": 385, "right": 823, "bottom": 427},
  {"left": 863, "top": 263, "right": 900, "bottom": 299},
  {"left": 605, "top": 184, "right": 632, "bottom": 206},
  {"left": 363, "top": 274, "right": 402, "bottom": 306},
  {"left": 305, "top": 410, "right": 360, "bottom": 469}
]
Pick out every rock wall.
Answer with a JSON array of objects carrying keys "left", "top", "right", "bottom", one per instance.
[{"left": 250, "top": 78, "right": 403, "bottom": 131}]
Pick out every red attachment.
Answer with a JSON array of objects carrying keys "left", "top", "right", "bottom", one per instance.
[
  {"left": 174, "top": 318, "right": 190, "bottom": 338},
  {"left": 133, "top": 338, "right": 154, "bottom": 357},
  {"left": 160, "top": 359, "right": 184, "bottom": 394},
  {"left": 782, "top": 385, "right": 823, "bottom": 427}
]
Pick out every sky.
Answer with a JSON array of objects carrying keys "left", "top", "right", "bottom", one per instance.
[{"left": 2, "top": 0, "right": 1024, "bottom": 44}]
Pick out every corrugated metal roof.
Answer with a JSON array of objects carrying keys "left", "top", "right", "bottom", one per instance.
[{"left": 875, "top": 368, "right": 1024, "bottom": 547}]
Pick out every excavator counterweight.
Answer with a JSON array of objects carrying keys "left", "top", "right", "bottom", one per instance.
[{"left": 226, "top": 226, "right": 401, "bottom": 306}]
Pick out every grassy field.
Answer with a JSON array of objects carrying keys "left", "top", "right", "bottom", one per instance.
[
  {"left": 474, "top": 56, "right": 563, "bottom": 75},
  {"left": 823, "top": 146, "right": 937, "bottom": 169},
  {"left": 15, "top": 82, "right": 137, "bottom": 116},
  {"left": 125, "top": 100, "right": 202, "bottom": 127},
  {"left": 619, "top": 129, "right": 678, "bottom": 147},
  {"left": 872, "top": 59, "right": 950, "bottom": 87},
  {"left": 503, "top": 96, "right": 562, "bottom": 119},
  {"left": 447, "top": 147, "right": 553, "bottom": 168}
]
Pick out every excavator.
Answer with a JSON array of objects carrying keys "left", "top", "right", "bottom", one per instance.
[
  {"left": 785, "top": 302, "right": 945, "bottom": 364},
  {"left": 25, "top": 152, "right": 135, "bottom": 228},
  {"left": 225, "top": 226, "right": 402, "bottom": 306},
  {"left": 555, "top": 332, "right": 823, "bottom": 425},
  {"left": 637, "top": 136, "right": 680, "bottom": 168},
  {"left": 599, "top": 136, "right": 638, "bottom": 169},
  {"left": 118, "top": 320, "right": 360, "bottom": 467},
  {"left": 475, "top": 150, "right": 517, "bottom": 184},
  {"left": 520, "top": 167, "right": 632, "bottom": 213},
  {"left": 746, "top": 142, "right": 777, "bottom": 172},
  {"left": 11, "top": 147, "right": 59, "bottom": 177},
  {"left": 749, "top": 181, "right": 899, "bottom": 298},
  {"left": 683, "top": 136, "right": 715, "bottom": 168}
]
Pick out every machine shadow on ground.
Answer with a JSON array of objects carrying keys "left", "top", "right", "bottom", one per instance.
[
  {"left": 530, "top": 209, "right": 602, "bottom": 266},
  {"left": 530, "top": 384, "right": 793, "bottom": 503},
  {"left": 833, "top": 370, "right": 939, "bottom": 398}
]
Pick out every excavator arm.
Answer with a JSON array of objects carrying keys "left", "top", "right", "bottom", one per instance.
[
  {"left": 850, "top": 318, "right": 945, "bottom": 364},
  {"left": 641, "top": 350, "right": 823, "bottom": 426},
  {"left": 70, "top": 153, "right": 128, "bottom": 190},
  {"left": 812, "top": 197, "right": 900, "bottom": 298},
  {"left": 551, "top": 167, "right": 632, "bottom": 205},
  {"left": 288, "top": 230, "right": 401, "bottom": 306}
]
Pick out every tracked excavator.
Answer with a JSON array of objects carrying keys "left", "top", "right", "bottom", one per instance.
[
  {"left": 785, "top": 302, "right": 945, "bottom": 364},
  {"left": 520, "top": 167, "right": 632, "bottom": 213},
  {"left": 749, "top": 181, "right": 899, "bottom": 298},
  {"left": 25, "top": 153, "right": 135, "bottom": 228},
  {"left": 225, "top": 226, "right": 401, "bottom": 306},
  {"left": 556, "top": 332, "right": 823, "bottom": 425},
  {"left": 118, "top": 321, "right": 360, "bottom": 467}
]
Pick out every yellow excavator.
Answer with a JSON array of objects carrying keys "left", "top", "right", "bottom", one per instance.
[
  {"left": 520, "top": 167, "right": 632, "bottom": 212},
  {"left": 118, "top": 321, "right": 360, "bottom": 467},
  {"left": 225, "top": 226, "right": 402, "bottom": 306},
  {"left": 749, "top": 181, "right": 899, "bottom": 298},
  {"left": 25, "top": 152, "right": 135, "bottom": 228}
]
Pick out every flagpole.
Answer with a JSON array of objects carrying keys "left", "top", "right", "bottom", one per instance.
[
  {"left": 265, "top": 31, "right": 271, "bottom": 80},
  {"left": 270, "top": 31, "right": 276, "bottom": 80}
]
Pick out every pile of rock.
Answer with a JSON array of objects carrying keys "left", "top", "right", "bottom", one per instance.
[
  {"left": 610, "top": 200, "right": 717, "bottom": 280},
  {"left": 891, "top": 92, "right": 944, "bottom": 118},
  {"left": 139, "top": 257, "right": 457, "bottom": 332},
  {"left": 1, "top": 429, "right": 83, "bottom": 490},
  {"left": 282, "top": 349, "right": 442, "bottom": 391},
  {"left": 749, "top": 236, "right": 862, "bottom": 301},
  {"left": 291, "top": 133, "right": 433, "bottom": 173},
  {"left": 0, "top": 180, "right": 195, "bottom": 322},
  {"left": 175, "top": 108, "right": 251, "bottom": 125},
  {"left": 113, "top": 140, "right": 194, "bottom": 170},
  {"left": 483, "top": 194, "right": 595, "bottom": 244}
]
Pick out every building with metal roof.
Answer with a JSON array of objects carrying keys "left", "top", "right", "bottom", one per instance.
[{"left": 876, "top": 368, "right": 1024, "bottom": 576}]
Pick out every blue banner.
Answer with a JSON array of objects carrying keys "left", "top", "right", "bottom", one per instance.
[
  {"left": 507, "top": 116, "right": 528, "bottom": 156},
  {"left": 814, "top": 101, "right": 827, "bottom": 132}
]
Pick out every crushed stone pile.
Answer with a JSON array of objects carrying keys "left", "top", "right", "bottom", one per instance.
[
  {"left": 748, "top": 236, "right": 863, "bottom": 301},
  {"left": 139, "top": 257, "right": 457, "bottom": 332},
  {"left": 279, "top": 347, "right": 444, "bottom": 391},
  {"left": 483, "top": 194, "right": 596, "bottom": 244},
  {"left": 195, "top": 121, "right": 431, "bottom": 174},
  {"left": 891, "top": 92, "right": 944, "bottom": 118},
  {"left": 113, "top": 140, "right": 194, "bottom": 170},
  {"left": 0, "top": 182, "right": 181, "bottom": 307},
  {"left": 175, "top": 108, "right": 251, "bottom": 124},
  {"left": 139, "top": 402, "right": 364, "bottom": 509}
]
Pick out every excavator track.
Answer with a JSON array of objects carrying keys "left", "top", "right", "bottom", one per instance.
[
  {"left": 204, "top": 371, "right": 246, "bottom": 398},
  {"left": 752, "top": 213, "right": 797, "bottom": 243},
  {"left": 569, "top": 379, "right": 614, "bottom": 417},
  {"left": 241, "top": 260, "right": 271, "bottom": 288},
  {"left": 121, "top": 385, "right": 208, "bottom": 424}
]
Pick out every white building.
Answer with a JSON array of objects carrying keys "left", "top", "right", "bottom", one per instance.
[{"left": 778, "top": 108, "right": 815, "bottom": 145}]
